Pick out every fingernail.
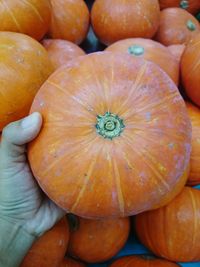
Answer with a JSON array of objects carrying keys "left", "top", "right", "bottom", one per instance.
[{"left": 21, "top": 113, "right": 39, "bottom": 129}]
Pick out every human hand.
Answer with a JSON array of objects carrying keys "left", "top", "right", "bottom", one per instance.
[{"left": 0, "top": 113, "right": 65, "bottom": 237}]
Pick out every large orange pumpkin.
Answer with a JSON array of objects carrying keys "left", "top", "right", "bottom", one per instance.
[
  {"left": 181, "top": 34, "right": 200, "bottom": 106},
  {"left": 186, "top": 102, "right": 200, "bottom": 185},
  {"left": 60, "top": 257, "right": 85, "bottom": 267},
  {"left": 0, "top": 0, "right": 51, "bottom": 40},
  {"left": 0, "top": 32, "right": 53, "bottom": 132},
  {"left": 91, "top": 0, "right": 160, "bottom": 45},
  {"left": 135, "top": 187, "right": 200, "bottom": 262},
  {"left": 21, "top": 217, "right": 70, "bottom": 267},
  {"left": 42, "top": 39, "right": 86, "bottom": 71},
  {"left": 110, "top": 255, "right": 180, "bottom": 267},
  {"left": 106, "top": 38, "right": 179, "bottom": 85},
  {"left": 155, "top": 8, "right": 200, "bottom": 46},
  {"left": 49, "top": 0, "right": 90, "bottom": 45},
  {"left": 68, "top": 215, "right": 130, "bottom": 263},
  {"left": 159, "top": 0, "right": 200, "bottom": 14},
  {"left": 28, "top": 52, "right": 191, "bottom": 218},
  {"left": 167, "top": 44, "right": 186, "bottom": 64}
]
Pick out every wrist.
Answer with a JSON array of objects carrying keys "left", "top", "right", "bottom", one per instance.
[{"left": 0, "top": 217, "right": 36, "bottom": 267}]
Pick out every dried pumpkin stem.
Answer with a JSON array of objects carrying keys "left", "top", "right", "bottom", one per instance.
[
  {"left": 187, "top": 20, "right": 196, "bottom": 31},
  {"left": 128, "top": 45, "right": 144, "bottom": 56},
  {"left": 180, "top": 0, "right": 189, "bottom": 9},
  {"left": 96, "top": 112, "right": 125, "bottom": 140}
]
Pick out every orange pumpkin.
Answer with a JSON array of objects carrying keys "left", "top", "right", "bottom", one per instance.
[
  {"left": 21, "top": 218, "right": 70, "bottom": 267},
  {"left": 155, "top": 8, "right": 200, "bottom": 46},
  {"left": 168, "top": 44, "right": 186, "bottom": 63},
  {"left": 159, "top": 0, "right": 200, "bottom": 14},
  {"left": 135, "top": 187, "right": 200, "bottom": 262},
  {"left": 42, "top": 39, "right": 86, "bottom": 71},
  {"left": 0, "top": 0, "right": 51, "bottom": 40},
  {"left": 60, "top": 257, "right": 85, "bottom": 267},
  {"left": 68, "top": 215, "right": 130, "bottom": 263},
  {"left": 181, "top": 34, "right": 200, "bottom": 106},
  {"left": 106, "top": 38, "right": 179, "bottom": 85},
  {"left": 28, "top": 52, "right": 191, "bottom": 218},
  {"left": 91, "top": 0, "right": 160, "bottom": 45},
  {"left": 110, "top": 255, "right": 180, "bottom": 267},
  {"left": 0, "top": 32, "right": 53, "bottom": 132},
  {"left": 186, "top": 102, "right": 200, "bottom": 185},
  {"left": 49, "top": 0, "right": 90, "bottom": 45}
]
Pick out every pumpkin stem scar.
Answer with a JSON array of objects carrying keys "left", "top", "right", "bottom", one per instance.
[
  {"left": 180, "top": 0, "right": 189, "bottom": 9},
  {"left": 187, "top": 20, "right": 196, "bottom": 31},
  {"left": 128, "top": 45, "right": 145, "bottom": 56},
  {"left": 95, "top": 112, "right": 125, "bottom": 140}
]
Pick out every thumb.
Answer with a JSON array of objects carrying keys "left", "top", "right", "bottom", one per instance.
[{"left": 0, "top": 113, "right": 42, "bottom": 159}]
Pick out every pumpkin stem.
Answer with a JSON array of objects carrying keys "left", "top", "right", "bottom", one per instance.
[
  {"left": 96, "top": 112, "right": 125, "bottom": 140},
  {"left": 187, "top": 20, "right": 196, "bottom": 31},
  {"left": 67, "top": 214, "right": 80, "bottom": 232},
  {"left": 180, "top": 0, "right": 189, "bottom": 9},
  {"left": 128, "top": 45, "right": 144, "bottom": 56}
]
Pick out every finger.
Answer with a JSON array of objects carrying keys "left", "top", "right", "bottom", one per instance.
[{"left": 1, "top": 113, "right": 42, "bottom": 159}]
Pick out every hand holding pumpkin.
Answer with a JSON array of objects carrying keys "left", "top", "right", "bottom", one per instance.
[{"left": 0, "top": 113, "right": 65, "bottom": 266}]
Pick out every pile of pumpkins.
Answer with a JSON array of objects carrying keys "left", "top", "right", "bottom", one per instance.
[{"left": 1, "top": 0, "right": 200, "bottom": 266}]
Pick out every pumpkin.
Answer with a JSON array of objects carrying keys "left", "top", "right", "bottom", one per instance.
[
  {"left": 68, "top": 214, "right": 130, "bottom": 263},
  {"left": 110, "top": 255, "right": 180, "bottom": 267},
  {"left": 0, "top": 0, "right": 51, "bottom": 40},
  {"left": 60, "top": 257, "right": 85, "bottom": 267},
  {"left": 106, "top": 38, "right": 179, "bottom": 85},
  {"left": 21, "top": 217, "right": 70, "bottom": 267},
  {"left": 91, "top": 0, "right": 160, "bottom": 45},
  {"left": 135, "top": 187, "right": 200, "bottom": 262},
  {"left": 41, "top": 39, "right": 86, "bottom": 71},
  {"left": 181, "top": 33, "right": 200, "bottom": 106},
  {"left": 155, "top": 8, "right": 200, "bottom": 46},
  {"left": 159, "top": 0, "right": 200, "bottom": 14},
  {"left": 28, "top": 52, "right": 191, "bottom": 218},
  {"left": 49, "top": 0, "right": 90, "bottom": 45},
  {"left": 186, "top": 102, "right": 200, "bottom": 185},
  {"left": 0, "top": 32, "right": 53, "bottom": 132}
]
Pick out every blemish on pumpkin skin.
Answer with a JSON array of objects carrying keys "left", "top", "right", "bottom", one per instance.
[
  {"left": 197, "top": 138, "right": 200, "bottom": 144},
  {"left": 145, "top": 112, "right": 151, "bottom": 122}
]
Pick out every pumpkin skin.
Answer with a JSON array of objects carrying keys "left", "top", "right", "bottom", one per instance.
[
  {"left": 49, "top": 0, "right": 90, "bottom": 45},
  {"left": 186, "top": 102, "right": 200, "bottom": 185},
  {"left": 135, "top": 187, "right": 200, "bottom": 262},
  {"left": 42, "top": 39, "right": 86, "bottom": 71},
  {"left": 106, "top": 38, "right": 179, "bottom": 85},
  {"left": 68, "top": 215, "right": 130, "bottom": 263},
  {"left": 181, "top": 34, "right": 200, "bottom": 106},
  {"left": 60, "top": 257, "right": 86, "bottom": 267},
  {"left": 168, "top": 44, "right": 186, "bottom": 64},
  {"left": 28, "top": 52, "right": 191, "bottom": 218},
  {"left": 110, "top": 255, "right": 180, "bottom": 267},
  {"left": 91, "top": 0, "right": 160, "bottom": 45},
  {"left": 21, "top": 218, "right": 70, "bottom": 267},
  {"left": 0, "top": 32, "right": 53, "bottom": 132},
  {"left": 155, "top": 8, "right": 200, "bottom": 46},
  {"left": 0, "top": 0, "right": 51, "bottom": 40},
  {"left": 159, "top": 0, "right": 200, "bottom": 14}
]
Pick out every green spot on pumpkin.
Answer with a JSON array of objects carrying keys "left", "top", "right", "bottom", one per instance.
[
  {"left": 128, "top": 45, "right": 145, "bottom": 56},
  {"left": 180, "top": 0, "right": 189, "bottom": 9},
  {"left": 187, "top": 20, "right": 196, "bottom": 31}
]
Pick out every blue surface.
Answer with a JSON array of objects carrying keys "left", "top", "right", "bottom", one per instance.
[{"left": 88, "top": 185, "right": 200, "bottom": 267}]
